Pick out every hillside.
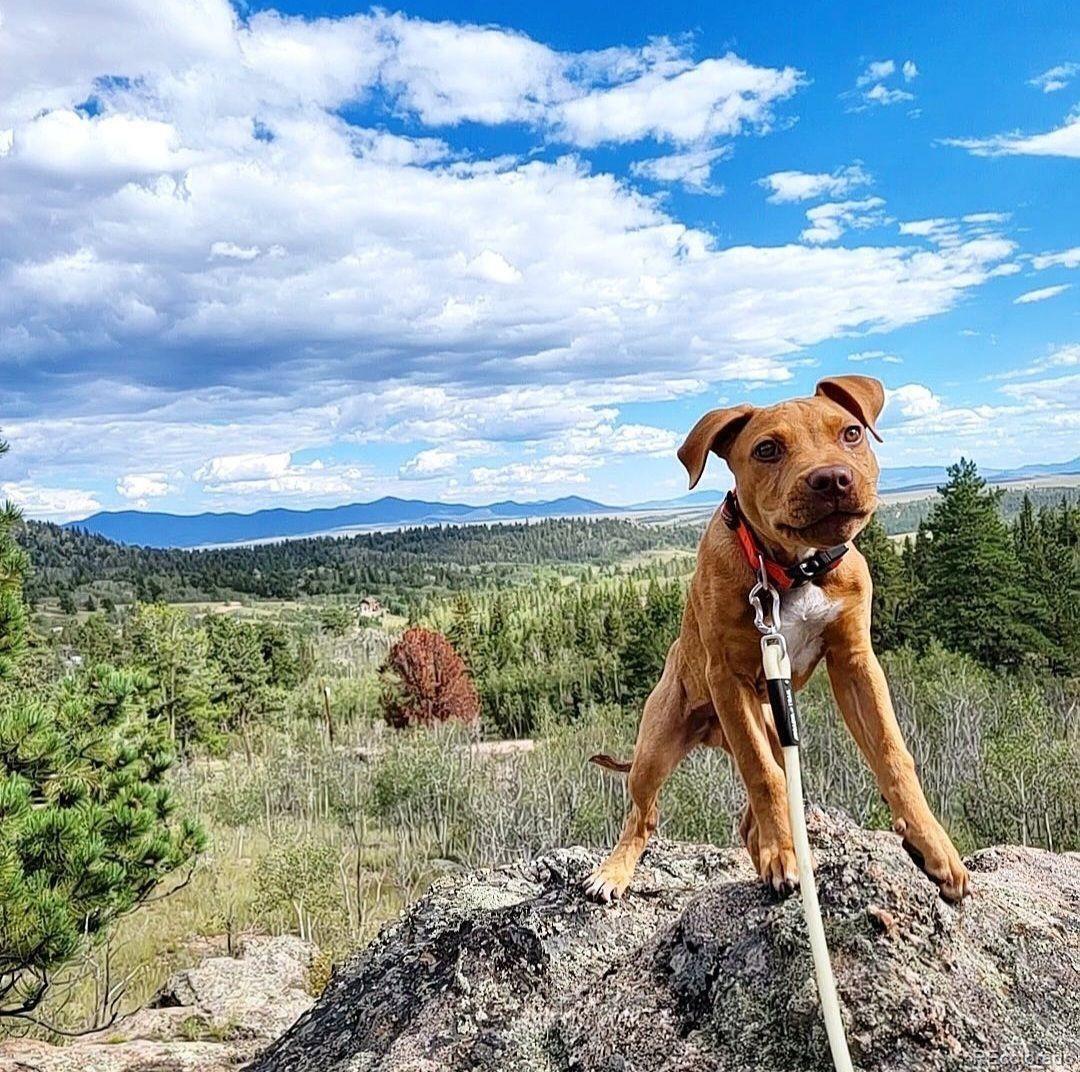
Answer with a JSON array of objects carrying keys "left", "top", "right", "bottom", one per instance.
[
  {"left": 20, "top": 516, "right": 700, "bottom": 608},
  {"left": 875, "top": 482, "right": 1080, "bottom": 534},
  {"left": 24, "top": 485, "right": 1078, "bottom": 609}
]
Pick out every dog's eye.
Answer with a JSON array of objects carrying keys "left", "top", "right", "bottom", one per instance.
[
  {"left": 752, "top": 439, "right": 782, "bottom": 461},
  {"left": 842, "top": 425, "right": 863, "bottom": 445}
]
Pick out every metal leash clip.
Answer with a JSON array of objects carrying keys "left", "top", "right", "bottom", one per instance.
[{"left": 748, "top": 556, "right": 783, "bottom": 639}]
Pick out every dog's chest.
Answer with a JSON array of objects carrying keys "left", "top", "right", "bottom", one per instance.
[{"left": 778, "top": 585, "right": 839, "bottom": 677}]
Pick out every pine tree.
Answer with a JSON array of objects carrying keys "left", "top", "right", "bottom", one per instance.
[
  {"left": 1012, "top": 496, "right": 1058, "bottom": 660},
  {"left": 854, "top": 514, "right": 906, "bottom": 650},
  {"left": 125, "top": 603, "right": 216, "bottom": 749},
  {"left": 0, "top": 442, "right": 28, "bottom": 681},
  {"left": 205, "top": 615, "right": 272, "bottom": 745},
  {"left": 916, "top": 459, "right": 1046, "bottom": 668},
  {"left": 257, "top": 622, "right": 302, "bottom": 690},
  {"left": 620, "top": 579, "right": 683, "bottom": 700},
  {"left": 896, "top": 526, "right": 932, "bottom": 650},
  {"left": 0, "top": 668, "right": 205, "bottom": 1016},
  {"left": 1028, "top": 496, "right": 1080, "bottom": 674},
  {"left": 0, "top": 439, "right": 203, "bottom": 1016},
  {"left": 446, "top": 593, "right": 477, "bottom": 669},
  {"left": 484, "top": 595, "right": 509, "bottom": 668}
]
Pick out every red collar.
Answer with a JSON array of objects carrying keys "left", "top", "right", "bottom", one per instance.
[{"left": 720, "top": 490, "right": 848, "bottom": 591}]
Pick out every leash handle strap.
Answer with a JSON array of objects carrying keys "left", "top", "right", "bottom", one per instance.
[
  {"left": 761, "top": 636, "right": 799, "bottom": 747},
  {"left": 760, "top": 635, "right": 854, "bottom": 1072},
  {"left": 783, "top": 746, "right": 855, "bottom": 1072}
]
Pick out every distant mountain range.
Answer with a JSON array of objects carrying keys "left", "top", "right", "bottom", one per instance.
[
  {"left": 875, "top": 457, "right": 1080, "bottom": 491},
  {"left": 66, "top": 496, "right": 619, "bottom": 549},
  {"left": 66, "top": 458, "right": 1080, "bottom": 549}
]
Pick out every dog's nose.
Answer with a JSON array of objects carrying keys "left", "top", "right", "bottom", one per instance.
[{"left": 806, "top": 465, "right": 854, "bottom": 496}]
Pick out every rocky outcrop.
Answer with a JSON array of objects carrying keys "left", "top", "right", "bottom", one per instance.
[
  {"left": 125, "top": 934, "right": 318, "bottom": 1042},
  {"left": 0, "top": 935, "right": 318, "bottom": 1072},
  {"left": 254, "top": 810, "right": 1080, "bottom": 1072},
  {"left": 0, "top": 1038, "right": 253, "bottom": 1071}
]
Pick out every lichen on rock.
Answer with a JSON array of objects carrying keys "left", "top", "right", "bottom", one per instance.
[{"left": 253, "top": 810, "right": 1080, "bottom": 1072}]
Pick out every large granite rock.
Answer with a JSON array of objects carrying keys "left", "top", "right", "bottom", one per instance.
[
  {"left": 0, "top": 935, "right": 318, "bottom": 1072},
  {"left": 253, "top": 810, "right": 1080, "bottom": 1072},
  {"left": 126, "top": 934, "right": 318, "bottom": 1042}
]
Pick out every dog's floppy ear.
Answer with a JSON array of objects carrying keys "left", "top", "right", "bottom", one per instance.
[
  {"left": 678, "top": 405, "right": 755, "bottom": 490},
  {"left": 815, "top": 375, "right": 884, "bottom": 442}
]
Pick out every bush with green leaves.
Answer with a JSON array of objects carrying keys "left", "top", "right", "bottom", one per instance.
[
  {"left": 253, "top": 836, "right": 343, "bottom": 945},
  {"left": 287, "top": 674, "right": 380, "bottom": 729},
  {"left": 318, "top": 605, "right": 354, "bottom": 638}
]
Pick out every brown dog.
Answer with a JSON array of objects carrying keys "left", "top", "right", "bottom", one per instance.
[{"left": 584, "top": 375, "right": 970, "bottom": 903}]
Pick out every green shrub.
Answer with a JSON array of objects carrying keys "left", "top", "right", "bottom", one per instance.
[{"left": 253, "top": 836, "right": 344, "bottom": 945}]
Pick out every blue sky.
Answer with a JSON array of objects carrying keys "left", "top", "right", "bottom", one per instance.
[{"left": 0, "top": 0, "right": 1077, "bottom": 519}]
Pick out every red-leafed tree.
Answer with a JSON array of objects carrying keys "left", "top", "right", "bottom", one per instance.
[{"left": 380, "top": 627, "right": 480, "bottom": 730}]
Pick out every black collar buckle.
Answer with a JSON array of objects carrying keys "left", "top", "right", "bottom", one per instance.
[{"left": 788, "top": 544, "right": 848, "bottom": 586}]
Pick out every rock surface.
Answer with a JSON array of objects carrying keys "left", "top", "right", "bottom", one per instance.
[
  {"left": 126, "top": 934, "right": 318, "bottom": 1042},
  {"left": 0, "top": 935, "right": 318, "bottom": 1072},
  {"left": 253, "top": 810, "right": 1080, "bottom": 1072}
]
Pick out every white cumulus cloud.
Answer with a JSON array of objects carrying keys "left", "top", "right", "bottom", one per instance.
[
  {"left": 847, "top": 59, "right": 917, "bottom": 110},
  {"left": 116, "top": 472, "right": 173, "bottom": 500},
  {"left": 885, "top": 383, "right": 942, "bottom": 419},
  {"left": 856, "top": 60, "right": 896, "bottom": 87},
  {"left": 1, "top": 481, "right": 101, "bottom": 521},
  {"left": 865, "top": 84, "right": 915, "bottom": 106},
  {"left": 758, "top": 164, "right": 870, "bottom": 203},
  {"left": 193, "top": 451, "right": 370, "bottom": 500},
  {"left": 210, "top": 242, "right": 261, "bottom": 261},
  {"left": 463, "top": 250, "right": 522, "bottom": 285},
  {"left": 1031, "top": 247, "right": 1080, "bottom": 270},
  {"left": 630, "top": 146, "right": 730, "bottom": 193},
  {"left": 801, "top": 198, "right": 887, "bottom": 243},
  {"left": 400, "top": 448, "right": 459, "bottom": 480},
  {"left": 196, "top": 452, "right": 292, "bottom": 483}
]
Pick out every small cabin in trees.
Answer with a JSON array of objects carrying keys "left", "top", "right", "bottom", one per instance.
[{"left": 358, "top": 596, "right": 384, "bottom": 618}]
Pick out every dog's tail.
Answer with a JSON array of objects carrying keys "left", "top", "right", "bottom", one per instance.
[{"left": 589, "top": 753, "right": 632, "bottom": 774}]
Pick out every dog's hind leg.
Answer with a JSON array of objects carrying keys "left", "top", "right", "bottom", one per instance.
[{"left": 583, "top": 646, "right": 695, "bottom": 902}]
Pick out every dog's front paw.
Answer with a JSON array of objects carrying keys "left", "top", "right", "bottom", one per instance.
[
  {"left": 895, "top": 817, "right": 970, "bottom": 902},
  {"left": 756, "top": 836, "right": 799, "bottom": 895},
  {"left": 582, "top": 858, "right": 633, "bottom": 903}
]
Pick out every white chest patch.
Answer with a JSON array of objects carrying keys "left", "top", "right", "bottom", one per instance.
[{"left": 779, "top": 584, "right": 840, "bottom": 678}]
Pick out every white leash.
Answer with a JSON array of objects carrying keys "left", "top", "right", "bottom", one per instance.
[{"left": 750, "top": 565, "right": 854, "bottom": 1072}]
